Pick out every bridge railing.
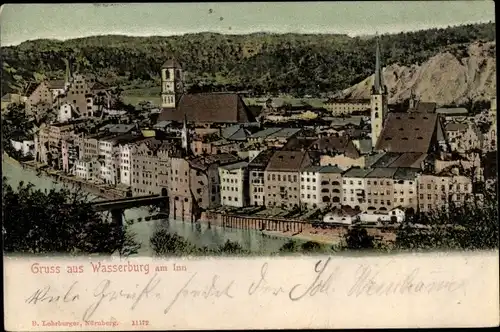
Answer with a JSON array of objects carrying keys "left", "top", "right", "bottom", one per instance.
[{"left": 90, "top": 194, "right": 161, "bottom": 206}]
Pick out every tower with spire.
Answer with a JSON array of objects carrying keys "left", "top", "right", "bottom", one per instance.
[
  {"left": 181, "top": 112, "right": 190, "bottom": 153},
  {"left": 371, "top": 34, "right": 388, "bottom": 148},
  {"left": 161, "top": 56, "right": 184, "bottom": 109}
]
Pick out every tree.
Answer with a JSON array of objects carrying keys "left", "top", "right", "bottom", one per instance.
[
  {"left": 217, "top": 240, "right": 246, "bottom": 255},
  {"left": 279, "top": 239, "right": 299, "bottom": 253},
  {"left": 344, "top": 228, "right": 376, "bottom": 250},
  {"left": 2, "top": 179, "right": 140, "bottom": 255},
  {"left": 396, "top": 178, "right": 498, "bottom": 250},
  {"left": 150, "top": 226, "right": 196, "bottom": 256}
]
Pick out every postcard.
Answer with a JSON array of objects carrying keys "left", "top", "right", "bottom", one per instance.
[{"left": 1, "top": 2, "right": 498, "bottom": 330}]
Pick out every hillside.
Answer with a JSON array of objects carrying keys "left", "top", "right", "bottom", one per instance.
[
  {"left": 341, "top": 41, "right": 497, "bottom": 106},
  {"left": 1, "top": 22, "right": 496, "bottom": 99}
]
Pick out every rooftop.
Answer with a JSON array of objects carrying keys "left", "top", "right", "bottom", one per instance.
[
  {"left": 265, "top": 150, "right": 310, "bottom": 172},
  {"left": 445, "top": 123, "right": 468, "bottom": 132},
  {"left": 365, "top": 167, "right": 399, "bottom": 179},
  {"left": 375, "top": 112, "right": 439, "bottom": 153},
  {"left": 189, "top": 153, "right": 240, "bottom": 171},
  {"left": 436, "top": 107, "right": 468, "bottom": 115},
  {"left": 342, "top": 167, "right": 373, "bottom": 178},
  {"left": 158, "top": 93, "right": 255, "bottom": 124},
  {"left": 266, "top": 128, "right": 302, "bottom": 139},
  {"left": 393, "top": 167, "right": 420, "bottom": 180},
  {"left": 219, "top": 161, "right": 249, "bottom": 171},
  {"left": 248, "top": 149, "right": 275, "bottom": 168},
  {"left": 249, "top": 127, "right": 282, "bottom": 139}
]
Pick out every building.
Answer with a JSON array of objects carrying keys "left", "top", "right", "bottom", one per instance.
[
  {"left": 300, "top": 165, "right": 343, "bottom": 210},
  {"left": 300, "top": 166, "right": 322, "bottom": 209},
  {"left": 248, "top": 150, "right": 274, "bottom": 206},
  {"left": 364, "top": 168, "right": 398, "bottom": 212},
  {"left": 324, "top": 98, "right": 370, "bottom": 116},
  {"left": 189, "top": 153, "right": 240, "bottom": 210},
  {"left": 264, "top": 151, "right": 312, "bottom": 209},
  {"left": 417, "top": 169, "right": 473, "bottom": 214},
  {"left": 61, "top": 138, "right": 79, "bottom": 173},
  {"left": 25, "top": 81, "right": 53, "bottom": 115},
  {"left": 168, "top": 156, "right": 193, "bottom": 221},
  {"left": 392, "top": 168, "right": 419, "bottom": 212},
  {"left": 10, "top": 139, "right": 35, "bottom": 157},
  {"left": 57, "top": 103, "right": 73, "bottom": 123},
  {"left": 444, "top": 122, "right": 482, "bottom": 153},
  {"left": 74, "top": 158, "right": 99, "bottom": 181},
  {"left": 341, "top": 167, "right": 372, "bottom": 211},
  {"left": 312, "top": 135, "right": 364, "bottom": 170},
  {"left": 2, "top": 93, "right": 27, "bottom": 111},
  {"left": 375, "top": 112, "right": 445, "bottom": 154},
  {"left": 157, "top": 58, "right": 255, "bottom": 125},
  {"left": 219, "top": 161, "right": 249, "bottom": 208},
  {"left": 130, "top": 139, "right": 170, "bottom": 195}
]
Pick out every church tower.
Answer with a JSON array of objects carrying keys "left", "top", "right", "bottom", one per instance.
[
  {"left": 161, "top": 57, "right": 184, "bottom": 109},
  {"left": 181, "top": 113, "right": 189, "bottom": 152},
  {"left": 371, "top": 35, "right": 388, "bottom": 148}
]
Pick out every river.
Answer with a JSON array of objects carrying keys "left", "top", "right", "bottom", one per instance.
[{"left": 2, "top": 159, "right": 291, "bottom": 256}]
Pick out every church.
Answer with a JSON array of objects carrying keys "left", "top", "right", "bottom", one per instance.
[
  {"left": 156, "top": 58, "right": 256, "bottom": 125},
  {"left": 369, "top": 36, "right": 446, "bottom": 154}
]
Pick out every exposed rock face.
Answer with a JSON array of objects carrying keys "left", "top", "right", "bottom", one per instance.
[{"left": 342, "top": 42, "right": 496, "bottom": 106}]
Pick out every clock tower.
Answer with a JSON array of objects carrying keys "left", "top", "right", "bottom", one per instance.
[{"left": 161, "top": 57, "right": 184, "bottom": 109}]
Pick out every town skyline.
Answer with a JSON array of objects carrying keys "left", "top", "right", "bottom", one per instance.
[{"left": 0, "top": 2, "right": 495, "bottom": 46}]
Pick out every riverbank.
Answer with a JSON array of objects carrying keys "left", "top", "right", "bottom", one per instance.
[{"left": 18, "top": 158, "right": 126, "bottom": 200}]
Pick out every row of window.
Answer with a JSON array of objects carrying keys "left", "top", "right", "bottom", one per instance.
[
  {"left": 420, "top": 183, "right": 469, "bottom": 191},
  {"left": 267, "top": 174, "right": 298, "bottom": 182}
]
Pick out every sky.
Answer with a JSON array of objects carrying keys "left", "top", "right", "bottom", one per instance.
[{"left": 0, "top": 2, "right": 495, "bottom": 47}]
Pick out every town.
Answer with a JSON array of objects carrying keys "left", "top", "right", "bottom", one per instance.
[{"left": 3, "top": 36, "right": 497, "bottom": 241}]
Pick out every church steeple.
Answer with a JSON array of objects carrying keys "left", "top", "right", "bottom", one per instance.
[
  {"left": 181, "top": 112, "right": 189, "bottom": 153},
  {"left": 370, "top": 33, "right": 389, "bottom": 149},
  {"left": 372, "top": 33, "right": 386, "bottom": 95}
]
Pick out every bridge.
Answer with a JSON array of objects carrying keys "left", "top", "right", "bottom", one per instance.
[
  {"left": 90, "top": 194, "right": 166, "bottom": 212},
  {"left": 90, "top": 194, "right": 168, "bottom": 231}
]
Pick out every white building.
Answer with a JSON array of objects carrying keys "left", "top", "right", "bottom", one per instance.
[
  {"left": 323, "top": 209, "right": 360, "bottom": 224},
  {"left": 75, "top": 158, "right": 99, "bottom": 181},
  {"left": 358, "top": 207, "right": 405, "bottom": 223},
  {"left": 99, "top": 137, "right": 116, "bottom": 185},
  {"left": 300, "top": 166, "right": 322, "bottom": 209},
  {"left": 10, "top": 139, "right": 35, "bottom": 157},
  {"left": 58, "top": 103, "right": 73, "bottom": 123},
  {"left": 219, "top": 161, "right": 249, "bottom": 208},
  {"left": 119, "top": 144, "right": 132, "bottom": 186},
  {"left": 342, "top": 167, "right": 372, "bottom": 210}
]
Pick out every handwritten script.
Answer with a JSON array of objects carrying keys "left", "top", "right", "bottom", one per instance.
[{"left": 22, "top": 257, "right": 469, "bottom": 321}]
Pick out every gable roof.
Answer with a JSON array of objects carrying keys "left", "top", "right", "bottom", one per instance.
[
  {"left": 375, "top": 112, "right": 438, "bottom": 153},
  {"left": 158, "top": 93, "right": 255, "bottom": 124},
  {"left": 248, "top": 149, "right": 275, "bottom": 168},
  {"left": 265, "top": 151, "right": 310, "bottom": 172},
  {"left": 310, "top": 135, "right": 360, "bottom": 159},
  {"left": 388, "top": 152, "right": 426, "bottom": 169}
]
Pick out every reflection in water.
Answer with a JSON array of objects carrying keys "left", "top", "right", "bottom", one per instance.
[{"left": 3, "top": 160, "right": 291, "bottom": 255}]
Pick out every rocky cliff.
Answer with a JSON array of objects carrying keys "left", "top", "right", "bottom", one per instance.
[{"left": 341, "top": 42, "right": 496, "bottom": 106}]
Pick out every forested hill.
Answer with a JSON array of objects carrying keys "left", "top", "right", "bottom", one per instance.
[{"left": 1, "top": 22, "right": 496, "bottom": 97}]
